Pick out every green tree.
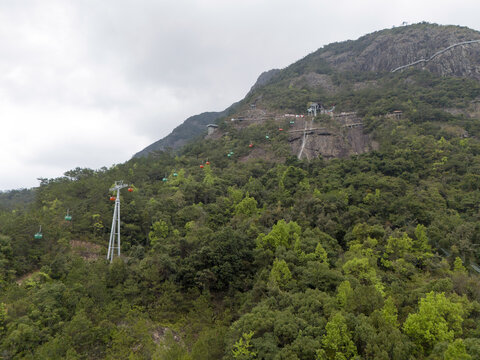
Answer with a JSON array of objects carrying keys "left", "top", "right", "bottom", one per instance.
[
  {"left": 403, "top": 291, "right": 465, "bottom": 353},
  {"left": 0, "top": 302, "right": 6, "bottom": 336},
  {"left": 413, "top": 224, "right": 433, "bottom": 264},
  {"left": 257, "top": 220, "right": 301, "bottom": 250},
  {"left": 453, "top": 256, "right": 467, "bottom": 273},
  {"left": 91, "top": 214, "right": 104, "bottom": 240},
  {"left": 234, "top": 196, "right": 259, "bottom": 217},
  {"left": 149, "top": 220, "right": 169, "bottom": 247},
  {"left": 336, "top": 281, "right": 354, "bottom": 311},
  {"left": 314, "top": 243, "right": 328, "bottom": 263},
  {"left": 342, "top": 257, "right": 384, "bottom": 295},
  {"left": 269, "top": 258, "right": 292, "bottom": 288},
  {"left": 316, "top": 312, "right": 357, "bottom": 360},
  {"left": 381, "top": 296, "right": 398, "bottom": 328},
  {"left": 232, "top": 331, "right": 257, "bottom": 360},
  {"left": 444, "top": 339, "right": 471, "bottom": 360}
]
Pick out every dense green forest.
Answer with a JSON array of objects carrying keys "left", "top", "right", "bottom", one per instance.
[{"left": 2, "top": 65, "right": 480, "bottom": 359}]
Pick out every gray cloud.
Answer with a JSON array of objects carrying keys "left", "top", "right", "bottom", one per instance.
[{"left": 1, "top": 0, "right": 480, "bottom": 190}]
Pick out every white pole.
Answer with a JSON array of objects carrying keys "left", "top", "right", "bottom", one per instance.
[
  {"left": 107, "top": 204, "right": 116, "bottom": 260},
  {"left": 107, "top": 181, "right": 129, "bottom": 262},
  {"left": 116, "top": 188, "right": 121, "bottom": 258}
]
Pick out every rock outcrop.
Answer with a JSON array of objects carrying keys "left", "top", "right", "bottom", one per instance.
[{"left": 305, "top": 23, "right": 480, "bottom": 80}]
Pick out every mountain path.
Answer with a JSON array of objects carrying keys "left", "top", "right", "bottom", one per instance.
[{"left": 391, "top": 39, "right": 480, "bottom": 73}]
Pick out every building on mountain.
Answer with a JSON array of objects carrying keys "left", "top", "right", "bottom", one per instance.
[{"left": 207, "top": 124, "right": 218, "bottom": 135}]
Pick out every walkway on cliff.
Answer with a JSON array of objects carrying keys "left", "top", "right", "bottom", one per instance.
[{"left": 391, "top": 39, "right": 480, "bottom": 73}]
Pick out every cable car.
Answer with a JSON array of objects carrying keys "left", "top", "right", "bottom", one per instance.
[
  {"left": 110, "top": 196, "right": 116, "bottom": 201},
  {"left": 173, "top": 172, "right": 178, "bottom": 177},
  {"left": 265, "top": 135, "right": 270, "bottom": 139},
  {"left": 128, "top": 187, "right": 134, "bottom": 192},
  {"left": 206, "top": 161, "right": 210, "bottom": 165},
  {"left": 249, "top": 143, "right": 253, "bottom": 148},
  {"left": 65, "top": 209, "right": 72, "bottom": 221},
  {"left": 34, "top": 226, "right": 43, "bottom": 240},
  {"left": 227, "top": 153, "right": 231, "bottom": 157},
  {"left": 200, "top": 164, "right": 204, "bottom": 169},
  {"left": 162, "top": 177, "right": 168, "bottom": 182}
]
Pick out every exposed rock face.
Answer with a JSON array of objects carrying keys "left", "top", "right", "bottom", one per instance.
[
  {"left": 296, "top": 126, "right": 377, "bottom": 159},
  {"left": 308, "top": 23, "right": 480, "bottom": 80},
  {"left": 291, "top": 73, "right": 338, "bottom": 93},
  {"left": 287, "top": 116, "right": 377, "bottom": 160},
  {"left": 249, "top": 69, "right": 281, "bottom": 91}
]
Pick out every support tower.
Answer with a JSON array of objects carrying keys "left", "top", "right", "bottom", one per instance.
[{"left": 107, "top": 181, "right": 128, "bottom": 262}]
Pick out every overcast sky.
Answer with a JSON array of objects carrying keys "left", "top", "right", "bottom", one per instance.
[{"left": 1, "top": 0, "right": 479, "bottom": 190}]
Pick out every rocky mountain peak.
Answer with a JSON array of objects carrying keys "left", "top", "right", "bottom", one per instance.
[
  {"left": 308, "top": 23, "right": 480, "bottom": 79},
  {"left": 249, "top": 69, "right": 281, "bottom": 92}
]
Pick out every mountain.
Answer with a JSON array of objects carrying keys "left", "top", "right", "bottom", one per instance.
[
  {"left": 294, "top": 22, "right": 480, "bottom": 78},
  {"left": 136, "top": 22, "right": 480, "bottom": 159},
  {"left": 133, "top": 108, "right": 232, "bottom": 158},
  {"left": 3, "top": 23, "right": 480, "bottom": 359}
]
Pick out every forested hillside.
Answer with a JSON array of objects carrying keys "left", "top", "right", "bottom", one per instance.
[{"left": 2, "top": 23, "right": 480, "bottom": 359}]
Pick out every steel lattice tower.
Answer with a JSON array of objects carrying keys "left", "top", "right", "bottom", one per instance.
[{"left": 107, "top": 181, "right": 128, "bottom": 262}]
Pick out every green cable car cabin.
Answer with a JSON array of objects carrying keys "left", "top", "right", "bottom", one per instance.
[{"left": 34, "top": 226, "right": 43, "bottom": 240}]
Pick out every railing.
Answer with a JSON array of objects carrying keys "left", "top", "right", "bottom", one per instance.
[{"left": 391, "top": 39, "right": 480, "bottom": 73}]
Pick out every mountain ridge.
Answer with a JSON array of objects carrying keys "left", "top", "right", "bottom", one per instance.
[{"left": 135, "top": 22, "right": 480, "bottom": 158}]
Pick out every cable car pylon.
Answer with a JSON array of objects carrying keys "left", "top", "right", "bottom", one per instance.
[{"left": 107, "top": 181, "right": 130, "bottom": 263}]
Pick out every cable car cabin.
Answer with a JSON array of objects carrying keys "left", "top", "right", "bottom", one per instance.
[
  {"left": 249, "top": 144, "right": 253, "bottom": 148},
  {"left": 206, "top": 161, "right": 210, "bottom": 165},
  {"left": 265, "top": 135, "right": 270, "bottom": 139},
  {"left": 128, "top": 187, "right": 134, "bottom": 192},
  {"left": 110, "top": 196, "right": 116, "bottom": 201},
  {"left": 173, "top": 172, "right": 178, "bottom": 177},
  {"left": 65, "top": 215, "right": 72, "bottom": 221},
  {"left": 35, "top": 226, "right": 42, "bottom": 239},
  {"left": 162, "top": 177, "right": 168, "bottom": 182},
  {"left": 200, "top": 164, "right": 204, "bottom": 168}
]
